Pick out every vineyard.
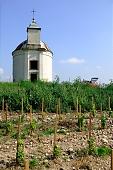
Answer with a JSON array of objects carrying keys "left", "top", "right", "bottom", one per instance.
[
  {"left": 0, "top": 79, "right": 113, "bottom": 112},
  {"left": 0, "top": 80, "right": 113, "bottom": 170}
]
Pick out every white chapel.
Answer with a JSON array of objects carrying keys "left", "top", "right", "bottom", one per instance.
[{"left": 12, "top": 15, "right": 53, "bottom": 82}]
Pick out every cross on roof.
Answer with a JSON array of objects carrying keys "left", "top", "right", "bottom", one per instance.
[{"left": 32, "top": 9, "right": 36, "bottom": 21}]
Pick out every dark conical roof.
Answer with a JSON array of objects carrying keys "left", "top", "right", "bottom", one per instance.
[{"left": 12, "top": 40, "right": 53, "bottom": 55}]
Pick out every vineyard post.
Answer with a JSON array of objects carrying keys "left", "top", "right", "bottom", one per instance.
[
  {"left": 79, "top": 104, "right": 81, "bottom": 131},
  {"left": 5, "top": 103, "right": 8, "bottom": 135},
  {"left": 17, "top": 115, "right": 21, "bottom": 141},
  {"left": 30, "top": 105, "right": 33, "bottom": 135},
  {"left": 76, "top": 97, "right": 78, "bottom": 114},
  {"left": 16, "top": 114, "right": 25, "bottom": 166},
  {"left": 16, "top": 115, "right": 21, "bottom": 165},
  {"left": 53, "top": 104, "right": 59, "bottom": 158},
  {"left": 2, "top": 98, "right": 4, "bottom": 111},
  {"left": 30, "top": 105, "right": 32, "bottom": 123},
  {"left": 24, "top": 159, "right": 29, "bottom": 170},
  {"left": 92, "top": 96, "right": 94, "bottom": 106},
  {"left": 109, "top": 96, "right": 111, "bottom": 111},
  {"left": 2, "top": 98, "right": 4, "bottom": 120},
  {"left": 42, "top": 98, "right": 44, "bottom": 113},
  {"left": 41, "top": 98, "right": 44, "bottom": 119},
  {"left": 21, "top": 98, "right": 23, "bottom": 114},
  {"left": 111, "top": 149, "right": 113, "bottom": 170},
  {"left": 89, "top": 112, "right": 92, "bottom": 139},
  {"left": 54, "top": 104, "right": 58, "bottom": 146},
  {"left": 100, "top": 103, "right": 102, "bottom": 113},
  {"left": 79, "top": 104, "right": 81, "bottom": 115},
  {"left": 42, "top": 98, "right": 46, "bottom": 130},
  {"left": 100, "top": 103, "right": 102, "bottom": 129},
  {"left": 58, "top": 98, "right": 61, "bottom": 121},
  {"left": 5, "top": 103, "right": 8, "bottom": 122}
]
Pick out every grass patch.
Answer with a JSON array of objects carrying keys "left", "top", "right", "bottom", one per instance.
[
  {"left": 29, "top": 157, "right": 38, "bottom": 169},
  {"left": 42, "top": 128, "right": 54, "bottom": 136},
  {"left": 95, "top": 146, "right": 111, "bottom": 156}
]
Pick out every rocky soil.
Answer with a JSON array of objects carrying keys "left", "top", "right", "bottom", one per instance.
[{"left": 0, "top": 112, "right": 113, "bottom": 170}]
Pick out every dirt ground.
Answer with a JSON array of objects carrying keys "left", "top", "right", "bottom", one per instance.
[{"left": 0, "top": 112, "right": 113, "bottom": 170}]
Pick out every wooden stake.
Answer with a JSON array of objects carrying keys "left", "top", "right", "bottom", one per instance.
[
  {"left": 100, "top": 103, "right": 102, "bottom": 113},
  {"left": 76, "top": 97, "right": 78, "bottom": 114},
  {"left": 92, "top": 96, "right": 94, "bottom": 106},
  {"left": 54, "top": 104, "right": 58, "bottom": 147},
  {"left": 2, "top": 98, "right": 4, "bottom": 112},
  {"left": 21, "top": 98, "right": 23, "bottom": 114},
  {"left": 15, "top": 165, "right": 18, "bottom": 170},
  {"left": 2, "top": 98, "right": 5, "bottom": 120},
  {"left": 58, "top": 98, "right": 61, "bottom": 120},
  {"left": 79, "top": 105, "right": 81, "bottom": 114},
  {"left": 16, "top": 115, "right": 21, "bottom": 165},
  {"left": 109, "top": 96, "right": 111, "bottom": 111},
  {"left": 41, "top": 98, "right": 44, "bottom": 119},
  {"left": 100, "top": 103, "right": 102, "bottom": 129},
  {"left": 5, "top": 103, "right": 8, "bottom": 122},
  {"left": 29, "top": 105, "right": 32, "bottom": 123},
  {"left": 42, "top": 98, "right": 44, "bottom": 113},
  {"left": 111, "top": 150, "right": 113, "bottom": 170},
  {"left": 24, "top": 159, "right": 29, "bottom": 170},
  {"left": 89, "top": 112, "right": 92, "bottom": 139},
  {"left": 17, "top": 115, "right": 21, "bottom": 139},
  {"left": 29, "top": 105, "right": 33, "bottom": 135}
]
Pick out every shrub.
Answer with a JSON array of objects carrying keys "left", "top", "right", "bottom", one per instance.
[
  {"left": 5, "top": 120, "right": 13, "bottom": 134},
  {"left": 29, "top": 157, "right": 38, "bottom": 169},
  {"left": 77, "top": 114, "right": 84, "bottom": 131},
  {"left": 53, "top": 145, "right": 62, "bottom": 158},
  {"left": 95, "top": 146, "right": 111, "bottom": 156},
  {"left": 16, "top": 139, "right": 25, "bottom": 166},
  {"left": 109, "top": 109, "right": 113, "bottom": 117},
  {"left": 30, "top": 118, "right": 37, "bottom": 133},
  {"left": 88, "top": 137, "right": 96, "bottom": 155},
  {"left": 101, "top": 114, "right": 106, "bottom": 129}
]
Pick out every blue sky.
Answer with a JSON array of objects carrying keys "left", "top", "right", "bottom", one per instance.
[{"left": 0, "top": 0, "right": 113, "bottom": 83}]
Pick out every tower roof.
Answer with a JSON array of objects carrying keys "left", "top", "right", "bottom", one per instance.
[
  {"left": 27, "top": 10, "right": 40, "bottom": 29},
  {"left": 12, "top": 40, "right": 53, "bottom": 55},
  {"left": 27, "top": 19, "right": 41, "bottom": 31},
  {"left": 28, "top": 19, "right": 39, "bottom": 28}
]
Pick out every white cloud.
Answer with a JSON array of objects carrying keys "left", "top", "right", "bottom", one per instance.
[
  {"left": 0, "top": 68, "right": 4, "bottom": 76},
  {"left": 60, "top": 57, "right": 85, "bottom": 64}
]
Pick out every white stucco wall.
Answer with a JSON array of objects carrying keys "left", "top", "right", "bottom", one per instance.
[
  {"left": 13, "top": 49, "right": 52, "bottom": 82},
  {"left": 39, "top": 51, "right": 52, "bottom": 81},
  {"left": 27, "top": 29, "right": 40, "bottom": 44},
  {"left": 13, "top": 50, "right": 27, "bottom": 81}
]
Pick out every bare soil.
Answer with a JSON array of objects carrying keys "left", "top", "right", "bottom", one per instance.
[{"left": 0, "top": 112, "right": 113, "bottom": 170}]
